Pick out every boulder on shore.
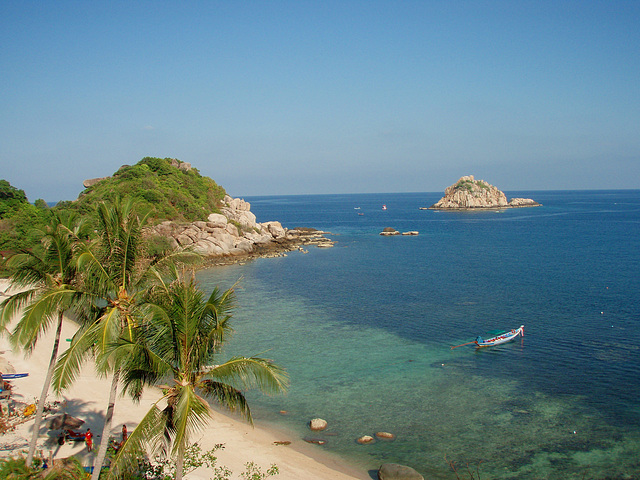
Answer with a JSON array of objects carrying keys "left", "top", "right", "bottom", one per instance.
[
  {"left": 147, "top": 195, "right": 334, "bottom": 261},
  {"left": 378, "top": 463, "right": 424, "bottom": 480},
  {"left": 429, "top": 175, "right": 540, "bottom": 209}
]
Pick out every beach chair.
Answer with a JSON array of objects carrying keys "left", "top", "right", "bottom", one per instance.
[{"left": 65, "top": 429, "right": 86, "bottom": 441}]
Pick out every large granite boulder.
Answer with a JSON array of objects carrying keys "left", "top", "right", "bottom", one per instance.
[
  {"left": 429, "top": 175, "right": 539, "bottom": 210},
  {"left": 378, "top": 463, "right": 424, "bottom": 480},
  {"left": 207, "top": 213, "right": 228, "bottom": 228},
  {"left": 83, "top": 177, "right": 110, "bottom": 188},
  {"left": 262, "top": 221, "right": 286, "bottom": 239},
  {"left": 220, "top": 195, "right": 258, "bottom": 229},
  {"left": 146, "top": 195, "right": 334, "bottom": 260},
  {"left": 170, "top": 158, "right": 192, "bottom": 172}
]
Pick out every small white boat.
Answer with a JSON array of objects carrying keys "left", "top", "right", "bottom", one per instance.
[
  {"left": 475, "top": 325, "right": 524, "bottom": 347},
  {"left": 451, "top": 325, "right": 524, "bottom": 349},
  {"left": 382, "top": 204, "right": 387, "bottom": 210}
]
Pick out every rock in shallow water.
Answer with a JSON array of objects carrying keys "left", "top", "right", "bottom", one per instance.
[
  {"left": 309, "top": 418, "right": 327, "bottom": 431},
  {"left": 357, "top": 435, "right": 375, "bottom": 444},
  {"left": 378, "top": 463, "right": 424, "bottom": 480}
]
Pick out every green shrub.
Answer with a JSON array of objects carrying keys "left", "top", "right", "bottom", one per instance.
[{"left": 0, "top": 456, "right": 42, "bottom": 479}]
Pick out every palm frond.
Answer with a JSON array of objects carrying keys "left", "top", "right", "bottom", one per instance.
[
  {"left": 197, "top": 380, "right": 252, "bottom": 423},
  {"left": 96, "top": 307, "right": 128, "bottom": 359},
  {"left": 0, "top": 289, "right": 38, "bottom": 330},
  {"left": 171, "top": 386, "right": 212, "bottom": 457},
  {"left": 143, "top": 249, "right": 202, "bottom": 284},
  {"left": 76, "top": 247, "right": 114, "bottom": 297},
  {"left": 3, "top": 249, "right": 47, "bottom": 288},
  {"left": 117, "top": 336, "right": 172, "bottom": 400},
  {"left": 106, "top": 399, "right": 167, "bottom": 479},
  {"left": 205, "top": 356, "right": 289, "bottom": 396},
  {"left": 52, "top": 322, "right": 100, "bottom": 393},
  {"left": 10, "top": 287, "right": 78, "bottom": 353},
  {"left": 200, "top": 286, "right": 236, "bottom": 347}
]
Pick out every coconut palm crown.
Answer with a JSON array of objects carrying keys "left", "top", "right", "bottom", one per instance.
[
  {"left": 107, "top": 270, "right": 289, "bottom": 480},
  {"left": 0, "top": 211, "right": 91, "bottom": 466},
  {"left": 52, "top": 197, "right": 197, "bottom": 480}
]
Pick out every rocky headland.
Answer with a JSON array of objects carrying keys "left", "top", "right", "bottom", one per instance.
[
  {"left": 429, "top": 175, "right": 540, "bottom": 210},
  {"left": 148, "top": 195, "right": 334, "bottom": 264}
]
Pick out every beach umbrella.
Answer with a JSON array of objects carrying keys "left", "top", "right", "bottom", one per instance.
[
  {"left": 48, "top": 413, "right": 84, "bottom": 430},
  {"left": 0, "top": 357, "right": 16, "bottom": 374}
]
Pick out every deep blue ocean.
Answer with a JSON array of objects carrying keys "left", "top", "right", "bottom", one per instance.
[{"left": 196, "top": 190, "right": 640, "bottom": 480}]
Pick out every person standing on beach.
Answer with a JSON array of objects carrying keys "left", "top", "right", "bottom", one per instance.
[
  {"left": 121, "top": 424, "right": 127, "bottom": 444},
  {"left": 85, "top": 428, "right": 93, "bottom": 452}
]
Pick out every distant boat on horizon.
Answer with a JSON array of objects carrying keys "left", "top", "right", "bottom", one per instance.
[{"left": 382, "top": 204, "right": 387, "bottom": 210}]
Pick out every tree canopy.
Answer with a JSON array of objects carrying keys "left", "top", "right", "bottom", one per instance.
[
  {"left": 0, "top": 180, "right": 50, "bottom": 253},
  {"left": 73, "top": 157, "right": 227, "bottom": 222},
  {"left": 0, "top": 157, "right": 228, "bottom": 256}
]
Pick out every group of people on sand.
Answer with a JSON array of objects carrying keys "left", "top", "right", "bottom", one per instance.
[{"left": 59, "top": 424, "right": 127, "bottom": 453}]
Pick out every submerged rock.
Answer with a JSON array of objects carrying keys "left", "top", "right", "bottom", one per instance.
[
  {"left": 378, "top": 463, "right": 424, "bottom": 480},
  {"left": 357, "top": 435, "right": 375, "bottom": 444},
  {"left": 303, "top": 437, "right": 327, "bottom": 445}
]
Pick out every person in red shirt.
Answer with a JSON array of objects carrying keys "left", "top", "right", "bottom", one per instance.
[{"left": 85, "top": 428, "right": 93, "bottom": 452}]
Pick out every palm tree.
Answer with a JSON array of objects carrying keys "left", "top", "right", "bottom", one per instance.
[
  {"left": 0, "top": 212, "right": 90, "bottom": 466},
  {"left": 107, "top": 270, "right": 289, "bottom": 480},
  {"left": 52, "top": 197, "right": 195, "bottom": 480}
]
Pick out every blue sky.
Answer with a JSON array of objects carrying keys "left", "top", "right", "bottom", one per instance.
[{"left": 1, "top": 1, "right": 639, "bottom": 201}]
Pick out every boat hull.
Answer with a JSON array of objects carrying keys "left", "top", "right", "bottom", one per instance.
[
  {"left": 476, "top": 326, "right": 524, "bottom": 348},
  {"left": 2, "top": 373, "right": 28, "bottom": 379}
]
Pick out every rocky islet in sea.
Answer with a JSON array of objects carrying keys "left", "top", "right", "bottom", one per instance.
[{"left": 429, "top": 175, "right": 540, "bottom": 210}]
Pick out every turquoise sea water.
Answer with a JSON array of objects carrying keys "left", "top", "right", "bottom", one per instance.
[{"left": 197, "top": 190, "right": 640, "bottom": 480}]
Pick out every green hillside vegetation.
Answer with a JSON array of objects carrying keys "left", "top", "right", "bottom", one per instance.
[
  {"left": 67, "top": 157, "right": 227, "bottom": 222},
  {"left": 0, "top": 180, "right": 51, "bottom": 253},
  {"left": 0, "top": 157, "right": 227, "bottom": 256},
  {"left": 453, "top": 178, "right": 489, "bottom": 193}
]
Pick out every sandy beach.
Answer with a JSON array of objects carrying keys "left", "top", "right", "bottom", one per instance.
[{"left": 0, "top": 279, "right": 368, "bottom": 479}]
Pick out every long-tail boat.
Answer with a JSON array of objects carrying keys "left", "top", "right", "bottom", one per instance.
[{"left": 451, "top": 325, "right": 524, "bottom": 349}]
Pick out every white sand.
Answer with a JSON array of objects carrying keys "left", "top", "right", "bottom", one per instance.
[{"left": 0, "top": 280, "right": 367, "bottom": 479}]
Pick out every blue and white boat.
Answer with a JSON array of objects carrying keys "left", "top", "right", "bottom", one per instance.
[
  {"left": 475, "top": 325, "right": 524, "bottom": 347},
  {"left": 451, "top": 325, "right": 524, "bottom": 349}
]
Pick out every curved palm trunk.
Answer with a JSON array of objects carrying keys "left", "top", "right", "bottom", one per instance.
[
  {"left": 91, "top": 368, "right": 120, "bottom": 480},
  {"left": 26, "top": 312, "right": 64, "bottom": 466}
]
